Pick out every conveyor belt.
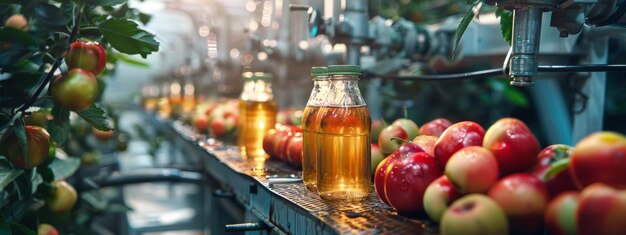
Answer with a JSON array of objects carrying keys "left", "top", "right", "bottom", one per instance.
[{"left": 161, "top": 118, "right": 439, "bottom": 235}]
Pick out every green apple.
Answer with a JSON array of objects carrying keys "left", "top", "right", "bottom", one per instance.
[
  {"left": 391, "top": 118, "right": 419, "bottom": 140},
  {"left": 47, "top": 180, "right": 77, "bottom": 213}
]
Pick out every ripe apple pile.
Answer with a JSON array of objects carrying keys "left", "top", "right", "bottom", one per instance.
[
  {"left": 191, "top": 99, "right": 239, "bottom": 137},
  {"left": 372, "top": 116, "right": 626, "bottom": 235},
  {"left": 262, "top": 124, "right": 303, "bottom": 167}
]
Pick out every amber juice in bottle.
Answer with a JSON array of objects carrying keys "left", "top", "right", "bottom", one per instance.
[
  {"left": 316, "top": 65, "right": 371, "bottom": 201},
  {"left": 302, "top": 105, "right": 321, "bottom": 189},
  {"left": 241, "top": 100, "right": 277, "bottom": 159},
  {"left": 302, "top": 67, "right": 328, "bottom": 190},
  {"left": 238, "top": 72, "right": 253, "bottom": 154},
  {"left": 237, "top": 73, "right": 277, "bottom": 159}
]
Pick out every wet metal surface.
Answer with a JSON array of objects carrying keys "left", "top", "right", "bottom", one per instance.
[{"left": 165, "top": 119, "right": 438, "bottom": 235}]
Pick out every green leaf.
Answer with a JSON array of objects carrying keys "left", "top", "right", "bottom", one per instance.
[
  {"left": 49, "top": 107, "right": 70, "bottom": 145},
  {"left": 37, "top": 166, "right": 54, "bottom": 183},
  {"left": 0, "top": 168, "right": 23, "bottom": 192},
  {"left": 138, "top": 12, "right": 151, "bottom": 25},
  {"left": 30, "top": 170, "right": 42, "bottom": 194},
  {"left": 1, "top": 59, "right": 40, "bottom": 74},
  {"left": 76, "top": 105, "right": 112, "bottom": 131},
  {"left": 33, "top": 96, "right": 54, "bottom": 108},
  {"left": 112, "top": 53, "right": 150, "bottom": 67},
  {"left": 0, "top": 27, "right": 36, "bottom": 46},
  {"left": 496, "top": 8, "right": 513, "bottom": 45},
  {"left": 96, "top": 77, "right": 106, "bottom": 102},
  {"left": 46, "top": 32, "right": 70, "bottom": 58},
  {"left": 98, "top": 18, "right": 159, "bottom": 58},
  {"left": 48, "top": 157, "right": 80, "bottom": 181},
  {"left": 0, "top": 72, "right": 43, "bottom": 90},
  {"left": 0, "top": 89, "right": 30, "bottom": 109},
  {"left": 0, "top": 27, "right": 37, "bottom": 67},
  {"left": 503, "top": 87, "right": 528, "bottom": 107},
  {"left": 452, "top": 8, "right": 477, "bottom": 59},
  {"left": 0, "top": 113, "right": 11, "bottom": 132},
  {"left": 31, "top": 2, "right": 72, "bottom": 26},
  {"left": 11, "top": 121, "right": 29, "bottom": 166},
  {"left": 9, "top": 222, "right": 35, "bottom": 235},
  {"left": 87, "top": 0, "right": 128, "bottom": 6},
  {"left": 544, "top": 158, "right": 570, "bottom": 180},
  {"left": 0, "top": 223, "right": 8, "bottom": 235}
]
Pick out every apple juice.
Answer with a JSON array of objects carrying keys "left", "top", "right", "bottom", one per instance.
[
  {"left": 302, "top": 105, "right": 321, "bottom": 190},
  {"left": 237, "top": 73, "right": 276, "bottom": 159},
  {"left": 316, "top": 105, "right": 371, "bottom": 201},
  {"left": 237, "top": 100, "right": 247, "bottom": 148},
  {"left": 302, "top": 66, "right": 329, "bottom": 191},
  {"left": 239, "top": 100, "right": 277, "bottom": 159}
]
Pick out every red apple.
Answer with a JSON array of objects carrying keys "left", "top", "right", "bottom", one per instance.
[
  {"left": 420, "top": 118, "right": 452, "bottom": 137},
  {"left": 378, "top": 125, "right": 409, "bottom": 156},
  {"left": 434, "top": 121, "right": 485, "bottom": 170},
  {"left": 194, "top": 114, "right": 209, "bottom": 134},
  {"left": 286, "top": 134, "right": 303, "bottom": 166},
  {"left": 529, "top": 144, "right": 577, "bottom": 198},
  {"left": 371, "top": 144, "right": 385, "bottom": 175},
  {"left": 483, "top": 118, "right": 540, "bottom": 175},
  {"left": 273, "top": 131, "right": 291, "bottom": 161},
  {"left": 488, "top": 173, "right": 550, "bottom": 235},
  {"left": 391, "top": 118, "right": 419, "bottom": 140},
  {"left": 440, "top": 194, "right": 509, "bottom": 235},
  {"left": 371, "top": 119, "right": 388, "bottom": 143},
  {"left": 65, "top": 41, "right": 107, "bottom": 75},
  {"left": 569, "top": 131, "right": 626, "bottom": 189},
  {"left": 262, "top": 129, "right": 278, "bottom": 157},
  {"left": 412, "top": 135, "right": 437, "bottom": 157},
  {"left": 210, "top": 118, "right": 226, "bottom": 137},
  {"left": 576, "top": 183, "right": 626, "bottom": 235},
  {"left": 544, "top": 191, "right": 578, "bottom": 235},
  {"left": 38, "top": 223, "right": 59, "bottom": 235},
  {"left": 384, "top": 150, "right": 440, "bottom": 214},
  {"left": 445, "top": 146, "right": 499, "bottom": 194},
  {"left": 423, "top": 175, "right": 462, "bottom": 222},
  {"left": 374, "top": 142, "right": 424, "bottom": 205}
]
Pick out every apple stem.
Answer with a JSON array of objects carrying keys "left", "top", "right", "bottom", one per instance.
[
  {"left": 403, "top": 107, "right": 408, "bottom": 119},
  {"left": 390, "top": 137, "right": 410, "bottom": 145}
]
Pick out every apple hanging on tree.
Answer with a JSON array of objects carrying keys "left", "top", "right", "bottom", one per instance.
[
  {"left": 51, "top": 68, "right": 99, "bottom": 112},
  {"left": 65, "top": 41, "right": 107, "bottom": 76},
  {"left": 0, "top": 125, "right": 51, "bottom": 169}
]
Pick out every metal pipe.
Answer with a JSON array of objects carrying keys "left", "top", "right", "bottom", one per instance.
[
  {"left": 509, "top": 7, "right": 543, "bottom": 86},
  {"left": 343, "top": 0, "right": 368, "bottom": 65},
  {"left": 224, "top": 222, "right": 268, "bottom": 232}
]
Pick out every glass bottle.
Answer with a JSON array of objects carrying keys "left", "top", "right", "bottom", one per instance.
[
  {"left": 237, "top": 72, "right": 253, "bottom": 150},
  {"left": 317, "top": 65, "right": 371, "bottom": 201},
  {"left": 237, "top": 72, "right": 278, "bottom": 159},
  {"left": 302, "top": 67, "right": 329, "bottom": 190}
]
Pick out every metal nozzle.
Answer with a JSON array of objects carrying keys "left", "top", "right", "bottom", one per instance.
[{"left": 508, "top": 7, "right": 543, "bottom": 87}]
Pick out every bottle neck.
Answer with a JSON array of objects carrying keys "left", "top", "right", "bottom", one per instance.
[
  {"left": 241, "top": 80, "right": 273, "bottom": 102},
  {"left": 326, "top": 75, "right": 365, "bottom": 107},
  {"left": 307, "top": 78, "right": 330, "bottom": 106}
]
